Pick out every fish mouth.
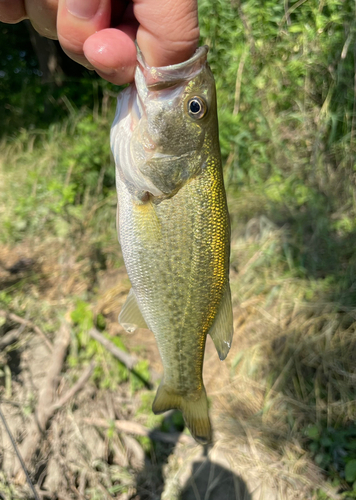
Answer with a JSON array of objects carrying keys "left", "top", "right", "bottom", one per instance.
[{"left": 136, "top": 45, "right": 209, "bottom": 90}]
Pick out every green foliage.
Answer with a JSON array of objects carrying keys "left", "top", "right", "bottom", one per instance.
[
  {"left": 137, "top": 392, "right": 162, "bottom": 428},
  {"left": 0, "top": 473, "right": 17, "bottom": 500},
  {"left": 346, "top": 460, "right": 356, "bottom": 484},
  {"left": 0, "top": 22, "right": 120, "bottom": 136},
  {"left": 0, "top": 112, "right": 115, "bottom": 243},
  {"left": 314, "top": 489, "right": 336, "bottom": 500},
  {"left": 199, "top": 0, "right": 356, "bottom": 307},
  {"left": 200, "top": 0, "right": 356, "bottom": 186},
  {"left": 58, "top": 114, "right": 115, "bottom": 199},
  {"left": 0, "top": 292, "right": 12, "bottom": 307},
  {"left": 96, "top": 313, "right": 106, "bottom": 330},
  {"left": 69, "top": 300, "right": 150, "bottom": 392},
  {"left": 305, "top": 424, "right": 356, "bottom": 493},
  {"left": 69, "top": 300, "right": 128, "bottom": 388},
  {"left": 160, "top": 411, "right": 185, "bottom": 434},
  {"left": 70, "top": 300, "right": 94, "bottom": 331},
  {"left": 130, "top": 359, "right": 150, "bottom": 392}
]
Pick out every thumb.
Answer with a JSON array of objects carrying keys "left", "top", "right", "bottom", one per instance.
[{"left": 134, "top": 0, "right": 199, "bottom": 67}]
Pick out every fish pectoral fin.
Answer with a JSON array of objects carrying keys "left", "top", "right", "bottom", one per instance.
[
  {"left": 152, "top": 383, "right": 212, "bottom": 445},
  {"left": 119, "top": 288, "right": 148, "bottom": 333},
  {"left": 208, "top": 286, "right": 234, "bottom": 361}
]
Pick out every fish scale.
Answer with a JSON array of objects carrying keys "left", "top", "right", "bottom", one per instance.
[{"left": 111, "top": 46, "right": 233, "bottom": 444}]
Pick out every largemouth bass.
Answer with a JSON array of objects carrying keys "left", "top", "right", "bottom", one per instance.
[{"left": 110, "top": 46, "right": 233, "bottom": 444}]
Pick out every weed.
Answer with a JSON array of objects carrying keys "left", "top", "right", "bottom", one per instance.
[
  {"left": 69, "top": 300, "right": 150, "bottom": 393},
  {"left": 306, "top": 424, "right": 356, "bottom": 494},
  {"left": 0, "top": 111, "right": 115, "bottom": 244}
]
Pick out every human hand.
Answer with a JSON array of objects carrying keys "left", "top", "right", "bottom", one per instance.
[{"left": 0, "top": 0, "right": 199, "bottom": 85}]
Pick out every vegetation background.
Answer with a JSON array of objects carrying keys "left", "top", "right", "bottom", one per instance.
[{"left": 1, "top": 0, "right": 356, "bottom": 498}]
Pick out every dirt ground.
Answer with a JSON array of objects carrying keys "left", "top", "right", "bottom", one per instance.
[{"left": 0, "top": 240, "right": 330, "bottom": 500}]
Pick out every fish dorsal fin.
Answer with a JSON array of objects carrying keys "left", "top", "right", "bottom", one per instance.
[
  {"left": 208, "top": 286, "right": 234, "bottom": 360},
  {"left": 119, "top": 288, "right": 148, "bottom": 333}
]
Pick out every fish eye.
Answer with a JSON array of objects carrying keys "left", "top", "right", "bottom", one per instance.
[{"left": 187, "top": 96, "right": 207, "bottom": 120}]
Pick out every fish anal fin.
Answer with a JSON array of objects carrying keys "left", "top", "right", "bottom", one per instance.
[
  {"left": 152, "top": 383, "right": 212, "bottom": 445},
  {"left": 209, "top": 286, "right": 234, "bottom": 360},
  {"left": 119, "top": 288, "right": 148, "bottom": 333}
]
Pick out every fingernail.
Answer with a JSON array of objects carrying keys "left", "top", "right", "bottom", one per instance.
[
  {"left": 95, "top": 67, "right": 117, "bottom": 76},
  {"left": 66, "top": 0, "right": 101, "bottom": 19}
]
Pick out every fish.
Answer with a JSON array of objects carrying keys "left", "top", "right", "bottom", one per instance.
[{"left": 110, "top": 45, "right": 233, "bottom": 444}]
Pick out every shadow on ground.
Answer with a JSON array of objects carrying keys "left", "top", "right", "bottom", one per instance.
[
  {"left": 178, "top": 453, "right": 251, "bottom": 500},
  {"left": 134, "top": 412, "right": 251, "bottom": 500}
]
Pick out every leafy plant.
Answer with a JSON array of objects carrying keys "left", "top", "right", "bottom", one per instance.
[
  {"left": 69, "top": 300, "right": 150, "bottom": 392},
  {"left": 306, "top": 424, "right": 356, "bottom": 493}
]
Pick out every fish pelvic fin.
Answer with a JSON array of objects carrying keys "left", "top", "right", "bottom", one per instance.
[
  {"left": 152, "top": 383, "right": 212, "bottom": 445},
  {"left": 208, "top": 285, "right": 234, "bottom": 360},
  {"left": 119, "top": 288, "right": 148, "bottom": 333}
]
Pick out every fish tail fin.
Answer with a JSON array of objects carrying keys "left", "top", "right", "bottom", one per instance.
[
  {"left": 182, "top": 389, "right": 212, "bottom": 445},
  {"left": 152, "top": 383, "right": 212, "bottom": 445}
]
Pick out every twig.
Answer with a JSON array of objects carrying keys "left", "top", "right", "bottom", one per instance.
[
  {"left": 351, "top": 37, "right": 356, "bottom": 142},
  {"left": 234, "top": 0, "right": 255, "bottom": 54},
  {"left": 88, "top": 328, "right": 137, "bottom": 369},
  {"left": 225, "top": 48, "right": 248, "bottom": 172},
  {"left": 0, "top": 404, "right": 40, "bottom": 500},
  {"left": 85, "top": 199, "right": 109, "bottom": 225},
  {"left": 14, "top": 322, "right": 71, "bottom": 481},
  {"left": 233, "top": 48, "right": 248, "bottom": 116},
  {"left": 284, "top": 0, "right": 291, "bottom": 26},
  {"left": 0, "top": 318, "right": 28, "bottom": 350},
  {"left": 280, "top": 0, "right": 309, "bottom": 27},
  {"left": 83, "top": 417, "right": 194, "bottom": 445},
  {"left": 88, "top": 328, "right": 153, "bottom": 389},
  {"left": 49, "top": 361, "right": 95, "bottom": 412},
  {"left": 36, "top": 322, "right": 71, "bottom": 431},
  {"left": 318, "top": 0, "right": 325, "bottom": 12},
  {"left": 0, "top": 328, "right": 21, "bottom": 349},
  {"left": 0, "top": 309, "right": 52, "bottom": 352}
]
